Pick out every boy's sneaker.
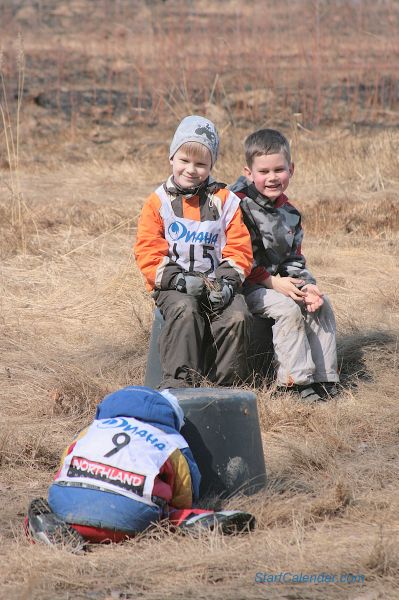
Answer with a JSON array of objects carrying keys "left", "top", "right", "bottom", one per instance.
[
  {"left": 179, "top": 510, "right": 256, "bottom": 536},
  {"left": 278, "top": 383, "right": 324, "bottom": 404},
  {"left": 316, "top": 382, "right": 340, "bottom": 399},
  {"left": 26, "top": 497, "right": 86, "bottom": 552},
  {"left": 293, "top": 384, "right": 324, "bottom": 403},
  {"left": 276, "top": 383, "right": 323, "bottom": 403}
]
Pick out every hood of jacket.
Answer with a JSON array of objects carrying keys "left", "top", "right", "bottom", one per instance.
[
  {"left": 228, "top": 175, "right": 249, "bottom": 195},
  {"left": 95, "top": 386, "right": 184, "bottom": 432}
]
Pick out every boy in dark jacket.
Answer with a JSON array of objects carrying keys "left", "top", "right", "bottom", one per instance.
[{"left": 231, "top": 129, "right": 339, "bottom": 402}]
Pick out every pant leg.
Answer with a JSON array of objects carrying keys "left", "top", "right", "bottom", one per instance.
[
  {"left": 156, "top": 290, "right": 206, "bottom": 389},
  {"left": 245, "top": 288, "right": 315, "bottom": 386},
  {"left": 207, "top": 294, "right": 252, "bottom": 386},
  {"left": 303, "top": 295, "right": 339, "bottom": 383}
]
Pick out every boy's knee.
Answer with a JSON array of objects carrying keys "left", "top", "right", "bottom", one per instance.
[
  {"left": 174, "top": 295, "right": 196, "bottom": 311},
  {"left": 221, "top": 297, "right": 252, "bottom": 327},
  {"left": 158, "top": 292, "right": 199, "bottom": 320},
  {"left": 173, "top": 300, "right": 199, "bottom": 324},
  {"left": 278, "top": 298, "right": 303, "bottom": 322},
  {"left": 217, "top": 308, "right": 252, "bottom": 338},
  {"left": 271, "top": 300, "right": 304, "bottom": 335}
]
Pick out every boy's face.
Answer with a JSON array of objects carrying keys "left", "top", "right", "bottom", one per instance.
[
  {"left": 170, "top": 147, "right": 212, "bottom": 189},
  {"left": 244, "top": 152, "right": 294, "bottom": 201}
]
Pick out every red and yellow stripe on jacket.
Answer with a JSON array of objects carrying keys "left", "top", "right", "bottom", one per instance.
[{"left": 134, "top": 186, "right": 253, "bottom": 292}]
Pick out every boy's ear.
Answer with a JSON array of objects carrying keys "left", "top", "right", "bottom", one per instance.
[
  {"left": 289, "top": 162, "right": 295, "bottom": 177},
  {"left": 244, "top": 166, "right": 253, "bottom": 180}
]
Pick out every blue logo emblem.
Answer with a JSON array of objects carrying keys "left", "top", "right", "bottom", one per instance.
[
  {"left": 168, "top": 221, "right": 187, "bottom": 241},
  {"left": 168, "top": 220, "right": 218, "bottom": 245}
]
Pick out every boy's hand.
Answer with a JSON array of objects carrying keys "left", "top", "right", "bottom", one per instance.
[
  {"left": 173, "top": 273, "right": 205, "bottom": 297},
  {"left": 302, "top": 284, "right": 324, "bottom": 313},
  {"left": 208, "top": 279, "right": 234, "bottom": 310},
  {"left": 267, "top": 276, "right": 306, "bottom": 302}
]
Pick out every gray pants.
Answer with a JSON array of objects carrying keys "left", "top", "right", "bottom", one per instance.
[
  {"left": 156, "top": 291, "right": 252, "bottom": 389},
  {"left": 245, "top": 288, "right": 339, "bottom": 386}
]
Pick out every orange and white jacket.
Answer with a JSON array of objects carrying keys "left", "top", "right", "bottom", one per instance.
[{"left": 134, "top": 178, "right": 253, "bottom": 292}]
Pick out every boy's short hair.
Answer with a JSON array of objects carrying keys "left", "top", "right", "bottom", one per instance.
[
  {"left": 178, "top": 141, "right": 212, "bottom": 163},
  {"left": 244, "top": 129, "right": 291, "bottom": 167}
]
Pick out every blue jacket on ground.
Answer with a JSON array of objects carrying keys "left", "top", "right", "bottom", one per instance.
[{"left": 48, "top": 386, "right": 201, "bottom": 534}]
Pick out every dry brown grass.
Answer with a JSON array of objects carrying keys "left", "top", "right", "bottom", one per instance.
[{"left": 1, "top": 1, "right": 399, "bottom": 599}]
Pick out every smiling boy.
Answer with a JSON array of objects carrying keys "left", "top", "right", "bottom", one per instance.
[
  {"left": 135, "top": 116, "right": 253, "bottom": 389},
  {"left": 231, "top": 128, "right": 339, "bottom": 401}
]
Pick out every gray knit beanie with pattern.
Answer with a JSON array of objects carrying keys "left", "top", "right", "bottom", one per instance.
[{"left": 169, "top": 115, "right": 219, "bottom": 166}]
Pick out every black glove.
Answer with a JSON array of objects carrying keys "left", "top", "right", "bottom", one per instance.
[
  {"left": 173, "top": 273, "right": 205, "bottom": 297},
  {"left": 208, "top": 279, "right": 234, "bottom": 310}
]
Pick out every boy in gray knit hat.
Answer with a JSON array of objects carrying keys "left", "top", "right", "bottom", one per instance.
[{"left": 135, "top": 115, "right": 253, "bottom": 389}]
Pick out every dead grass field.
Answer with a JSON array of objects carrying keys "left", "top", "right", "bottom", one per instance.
[{"left": 1, "top": 1, "right": 399, "bottom": 599}]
